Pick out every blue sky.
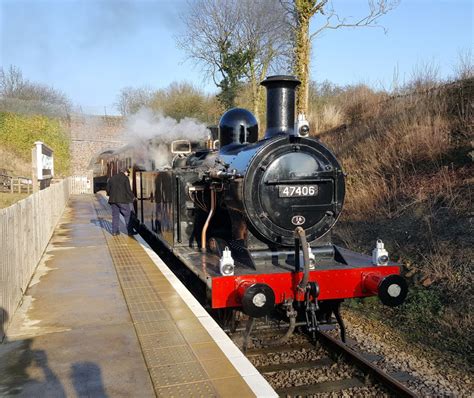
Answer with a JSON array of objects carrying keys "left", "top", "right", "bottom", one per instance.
[{"left": 1, "top": 0, "right": 472, "bottom": 114}]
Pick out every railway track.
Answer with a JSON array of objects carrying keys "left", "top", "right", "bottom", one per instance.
[
  {"left": 243, "top": 326, "right": 418, "bottom": 397},
  {"left": 160, "top": 243, "right": 419, "bottom": 396}
]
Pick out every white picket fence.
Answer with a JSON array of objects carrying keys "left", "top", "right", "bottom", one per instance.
[
  {"left": 0, "top": 176, "right": 92, "bottom": 338},
  {"left": 69, "top": 173, "right": 93, "bottom": 194}
]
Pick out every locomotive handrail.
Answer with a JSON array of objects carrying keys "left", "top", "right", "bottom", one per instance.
[
  {"left": 291, "top": 204, "right": 336, "bottom": 210},
  {"left": 265, "top": 177, "right": 335, "bottom": 185},
  {"left": 295, "top": 227, "right": 310, "bottom": 292},
  {"left": 208, "top": 169, "right": 243, "bottom": 180},
  {"left": 201, "top": 186, "right": 216, "bottom": 252}
]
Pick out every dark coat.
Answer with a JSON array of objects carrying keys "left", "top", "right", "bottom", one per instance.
[{"left": 106, "top": 172, "right": 135, "bottom": 204}]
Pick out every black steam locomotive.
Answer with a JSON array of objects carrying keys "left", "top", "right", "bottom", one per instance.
[{"left": 95, "top": 75, "right": 407, "bottom": 341}]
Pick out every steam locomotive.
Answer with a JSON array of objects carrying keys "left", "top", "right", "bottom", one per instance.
[{"left": 94, "top": 75, "right": 407, "bottom": 341}]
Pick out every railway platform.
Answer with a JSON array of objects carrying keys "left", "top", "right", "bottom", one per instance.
[{"left": 0, "top": 195, "right": 276, "bottom": 397}]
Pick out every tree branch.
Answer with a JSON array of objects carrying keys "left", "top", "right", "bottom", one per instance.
[{"left": 310, "top": 0, "right": 399, "bottom": 39}]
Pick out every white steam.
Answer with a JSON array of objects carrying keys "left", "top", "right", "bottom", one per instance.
[
  {"left": 120, "top": 108, "right": 209, "bottom": 170},
  {"left": 122, "top": 108, "right": 208, "bottom": 142}
]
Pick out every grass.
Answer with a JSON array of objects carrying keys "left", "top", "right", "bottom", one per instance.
[
  {"left": 0, "top": 192, "right": 30, "bottom": 209},
  {"left": 309, "top": 72, "right": 473, "bottom": 361}
]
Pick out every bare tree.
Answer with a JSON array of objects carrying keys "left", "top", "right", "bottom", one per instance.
[
  {"left": 0, "top": 65, "right": 25, "bottom": 97},
  {"left": 286, "top": 0, "right": 399, "bottom": 114},
  {"left": 177, "top": 0, "right": 291, "bottom": 115},
  {"left": 177, "top": 0, "right": 243, "bottom": 109},
  {"left": 116, "top": 86, "right": 154, "bottom": 116},
  {"left": 0, "top": 65, "right": 71, "bottom": 113},
  {"left": 115, "top": 82, "right": 221, "bottom": 123},
  {"left": 151, "top": 81, "right": 221, "bottom": 123},
  {"left": 235, "top": 0, "right": 293, "bottom": 118}
]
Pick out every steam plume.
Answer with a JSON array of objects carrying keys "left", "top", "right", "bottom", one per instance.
[{"left": 120, "top": 108, "right": 209, "bottom": 170}]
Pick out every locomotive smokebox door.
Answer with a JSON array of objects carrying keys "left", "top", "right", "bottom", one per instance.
[{"left": 242, "top": 136, "right": 345, "bottom": 247}]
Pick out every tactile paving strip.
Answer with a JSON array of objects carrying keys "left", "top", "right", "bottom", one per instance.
[
  {"left": 143, "top": 345, "right": 196, "bottom": 367},
  {"left": 157, "top": 381, "right": 217, "bottom": 398},
  {"left": 149, "top": 361, "right": 209, "bottom": 386},
  {"left": 93, "top": 198, "right": 221, "bottom": 396}
]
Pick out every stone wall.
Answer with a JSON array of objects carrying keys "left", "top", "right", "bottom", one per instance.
[{"left": 68, "top": 115, "right": 126, "bottom": 175}]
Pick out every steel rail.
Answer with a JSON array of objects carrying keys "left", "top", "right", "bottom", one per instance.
[{"left": 315, "top": 330, "right": 418, "bottom": 398}]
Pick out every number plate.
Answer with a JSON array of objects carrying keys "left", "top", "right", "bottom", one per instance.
[{"left": 278, "top": 185, "right": 318, "bottom": 197}]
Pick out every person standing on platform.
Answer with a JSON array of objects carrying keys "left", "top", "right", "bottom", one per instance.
[{"left": 106, "top": 168, "right": 135, "bottom": 236}]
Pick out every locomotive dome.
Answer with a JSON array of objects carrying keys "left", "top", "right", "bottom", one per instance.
[{"left": 218, "top": 108, "right": 259, "bottom": 147}]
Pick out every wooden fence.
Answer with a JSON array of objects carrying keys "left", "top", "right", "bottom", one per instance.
[
  {"left": 0, "top": 172, "right": 32, "bottom": 194},
  {"left": 0, "top": 176, "right": 92, "bottom": 339},
  {"left": 69, "top": 173, "right": 93, "bottom": 194}
]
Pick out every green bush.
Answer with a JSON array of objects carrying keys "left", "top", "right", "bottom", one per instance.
[
  {"left": 399, "top": 287, "right": 443, "bottom": 327},
  {"left": 0, "top": 112, "right": 70, "bottom": 176}
]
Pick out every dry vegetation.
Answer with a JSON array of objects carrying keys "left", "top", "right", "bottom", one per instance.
[
  {"left": 309, "top": 72, "right": 473, "bottom": 361},
  {"left": 0, "top": 193, "right": 30, "bottom": 209},
  {"left": 116, "top": 82, "right": 223, "bottom": 124},
  {"left": 0, "top": 147, "right": 31, "bottom": 177}
]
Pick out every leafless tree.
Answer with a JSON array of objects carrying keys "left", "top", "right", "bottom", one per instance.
[
  {"left": 115, "top": 86, "right": 154, "bottom": 116},
  {"left": 0, "top": 65, "right": 25, "bottom": 97},
  {"left": 177, "top": 0, "right": 292, "bottom": 117},
  {"left": 151, "top": 81, "right": 221, "bottom": 123},
  {"left": 235, "top": 0, "right": 293, "bottom": 118},
  {"left": 0, "top": 65, "right": 71, "bottom": 113},
  {"left": 283, "top": 0, "right": 400, "bottom": 115}
]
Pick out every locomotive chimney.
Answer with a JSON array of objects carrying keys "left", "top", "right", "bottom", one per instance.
[{"left": 261, "top": 75, "right": 301, "bottom": 139}]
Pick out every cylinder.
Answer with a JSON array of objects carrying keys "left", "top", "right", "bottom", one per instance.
[{"left": 261, "top": 75, "right": 301, "bottom": 139}]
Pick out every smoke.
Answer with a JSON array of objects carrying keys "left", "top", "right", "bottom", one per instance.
[
  {"left": 76, "top": 0, "right": 183, "bottom": 48},
  {"left": 120, "top": 108, "right": 209, "bottom": 170},
  {"left": 2, "top": 1, "right": 184, "bottom": 51}
]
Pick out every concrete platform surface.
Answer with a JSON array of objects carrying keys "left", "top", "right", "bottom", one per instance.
[
  {"left": 0, "top": 195, "right": 155, "bottom": 397},
  {"left": 0, "top": 195, "right": 276, "bottom": 397}
]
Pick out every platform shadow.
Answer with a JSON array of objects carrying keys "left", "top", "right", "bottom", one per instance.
[
  {"left": 0, "top": 308, "right": 109, "bottom": 397},
  {"left": 0, "top": 308, "right": 66, "bottom": 396},
  {"left": 71, "top": 361, "right": 108, "bottom": 398},
  {"left": 1, "top": 307, "right": 8, "bottom": 343},
  {"left": 91, "top": 218, "right": 114, "bottom": 235},
  {"left": 91, "top": 215, "right": 137, "bottom": 237}
]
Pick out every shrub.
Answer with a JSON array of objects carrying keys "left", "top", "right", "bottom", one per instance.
[
  {"left": 152, "top": 82, "right": 216, "bottom": 122},
  {"left": 312, "top": 72, "right": 473, "bottom": 359},
  {"left": 0, "top": 112, "right": 70, "bottom": 176}
]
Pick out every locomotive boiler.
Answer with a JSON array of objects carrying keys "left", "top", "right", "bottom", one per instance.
[{"left": 102, "top": 75, "right": 408, "bottom": 341}]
